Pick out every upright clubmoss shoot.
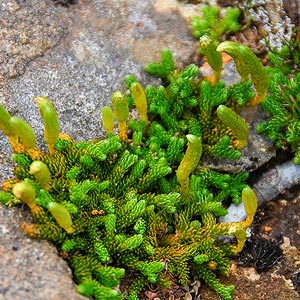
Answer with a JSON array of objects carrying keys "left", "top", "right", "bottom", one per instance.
[
  {"left": 176, "top": 134, "right": 202, "bottom": 197},
  {"left": 112, "top": 91, "right": 129, "bottom": 141},
  {"left": 130, "top": 82, "right": 149, "bottom": 124},
  {"left": 216, "top": 41, "right": 268, "bottom": 105},
  {"left": 29, "top": 161, "right": 51, "bottom": 189},
  {"left": 102, "top": 106, "right": 114, "bottom": 134},
  {"left": 35, "top": 96, "right": 60, "bottom": 153}
]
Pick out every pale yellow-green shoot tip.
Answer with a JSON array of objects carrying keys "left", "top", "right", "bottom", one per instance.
[
  {"left": 47, "top": 202, "right": 74, "bottom": 234},
  {"left": 12, "top": 181, "right": 37, "bottom": 210},
  {"left": 130, "top": 82, "right": 148, "bottom": 124},
  {"left": 102, "top": 106, "right": 114, "bottom": 134},
  {"left": 29, "top": 161, "right": 51, "bottom": 189},
  {"left": 34, "top": 96, "right": 60, "bottom": 153}
]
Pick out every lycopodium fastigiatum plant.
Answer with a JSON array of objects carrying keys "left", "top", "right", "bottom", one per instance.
[
  {"left": 0, "top": 90, "right": 257, "bottom": 300},
  {"left": 0, "top": 6, "right": 267, "bottom": 300}
]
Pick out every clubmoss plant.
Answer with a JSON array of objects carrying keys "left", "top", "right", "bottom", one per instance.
[
  {"left": 190, "top": 5, "right": 268, "bottom": 105},
  {"left": 0, "top": 7, "right": 265, "bottom": 300},
  {"left": 190, "top": 5, "right": 241, "bottom": 85},
  {"left": 257, "top": 30, "right": 300, "bottom": 164},
  {"left": 191, "top": 5, "right": 241, "bottom": 41},
  {"left": 145, "top": 40, "right": 265, "bottom": 160},
  {"left": 0, "top": 93, "right": 257, "bottom": 300}
]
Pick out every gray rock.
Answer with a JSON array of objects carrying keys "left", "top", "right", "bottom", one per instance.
[
  {"left": 0, "top": 0, "right": 67, "bottom": 81},
  {"left": 219, "top": 201, "right": 246, "bottom": 223},
  {"left": 220, "top": 159, "right": 300, "bottom": 223},
  {"left": 0, "top": 204, "right": 89, "bottom": 300},
  {"left": 253, "top": 159, "right": 300, "bottom": 206},
  {"left": 240, "top": 0, "right": 295, "bottom": 50}
]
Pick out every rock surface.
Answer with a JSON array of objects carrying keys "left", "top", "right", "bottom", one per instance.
[
  {"left": 0, "top": 0, "right": 298, "bottom": 299},
  {"left": 241, "top": 0, "right": 295, "bottom": 50},
  {"left": 0, "top": 204, "right": 89, "bottom": 300}
]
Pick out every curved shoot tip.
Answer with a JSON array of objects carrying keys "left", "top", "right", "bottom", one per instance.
[
  {"left": 130, "top": 82, "right": 148, "bottom": 124},
  {"left": 34, "top": 96, "right": 48, "bottom": 105},
  {"left": 9, "top": 116, "right": 36, "bottom": 149},
  {"left": 242, "top": 186, "right": 257, "bottom": 227},
  {"left": 217, "top": 42, "right": 268, "bottom": 106},
  {"left": 186, "top": 134, "right": 198, "bottom": 144},
  {"left": 34, "top": 96, "right": 60, "bottom": 153},
  {"left": 216, "top": 41, "right": 236, "bottom": 53},
  {"left": 186, "top": 134, "right": 202, "bottom": 161},
  {"left": 226, "top": 186, "right": 257, "bottom": 255},
  {"left": 12, "top": 181, "right": 36, "bottom": 210},
  {"left": 29, "top": 161, "right": 51, "bottom": 189},
  {"left": 0, "top": 104, "right": 14, "bottom": 136},
  {"left": 47, "top": 202, "right": 74, "bottom": 234},
  {"left": 102, "top": 106, "right": 114, "bottom": 134}
]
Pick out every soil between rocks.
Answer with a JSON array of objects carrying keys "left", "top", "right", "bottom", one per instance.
[{"left": 200, "top": 194, "right": 300, "bottom": 300}]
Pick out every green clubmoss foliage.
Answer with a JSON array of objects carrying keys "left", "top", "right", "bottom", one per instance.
[
  {"left": 191, "top": 5, "right": 241, "bottom": 41},
  {"left": 0, "top": 8, "right": 264, "bottom": 300},
  {"left": 0, "top": 80, "right": 256, "bottom": 300},
  {"left": 257, "top": 31, "right": 300, "bottom": 164}
]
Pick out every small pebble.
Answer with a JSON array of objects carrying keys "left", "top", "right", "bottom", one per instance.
[{"left": 263, "top": 225, "right": 273, "bottom": 234}]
